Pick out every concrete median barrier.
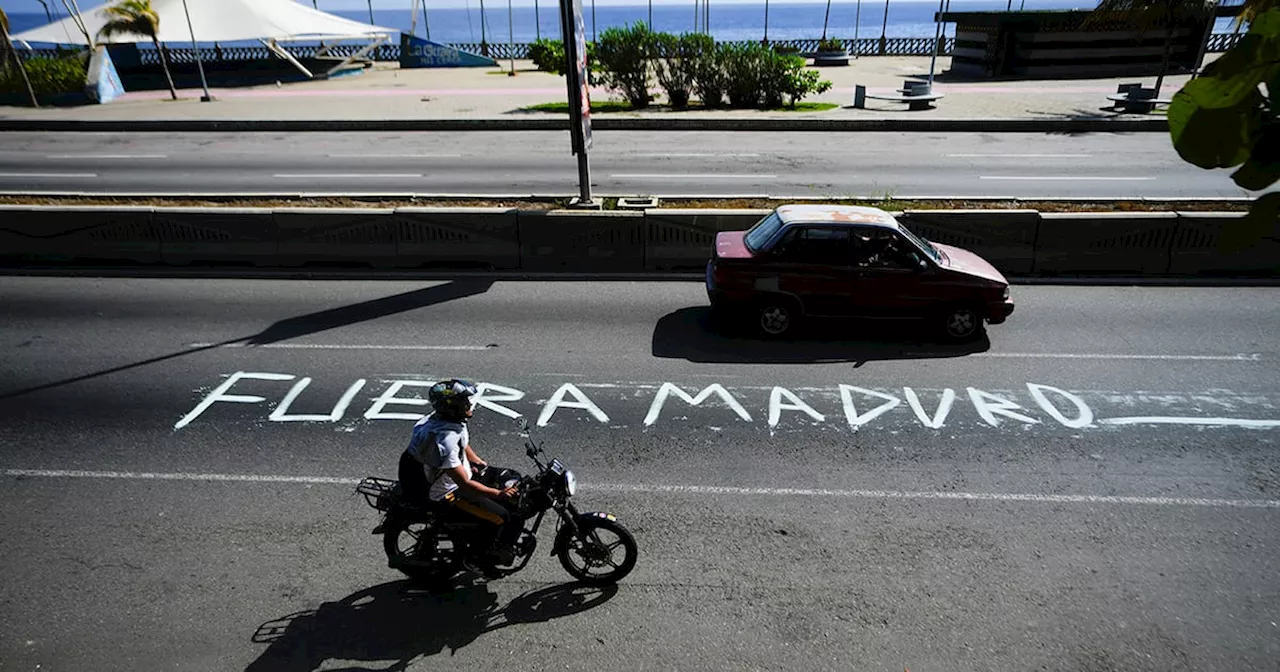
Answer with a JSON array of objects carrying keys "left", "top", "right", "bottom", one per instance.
[
  {"left": 1033, "top": 212, "right": 1180, "bottom": 275},
  {"left": 644, "top": 209, "right": 771, "bottom": 271},
  {"left": 394, "top": 207, "right": 521, "bottom": 270},
  {"left": 153, "top": 208, "right": 279, "bottom": 266},
  {"left": 518, "top": 210, "right": 645, "bottom": 272},
  {"left": 1, "top": 205, "right": 1272, "bottom": 279},
  {"left": 0, "top": 205, "right": 162, "bottom": 264},
  {"left": 1169, "top": 212, "right": 1280, "bottom": 276},
  {"left": 274, "top": 208, "right": 398, "bottom": 267},
  {"left": 897, "top": 210, "right": 1039, "bottom": 275}
]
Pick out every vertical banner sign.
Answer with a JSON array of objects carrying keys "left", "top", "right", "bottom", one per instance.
[{"left": 560, "top": 0, "right": 592, "bottom": 153}]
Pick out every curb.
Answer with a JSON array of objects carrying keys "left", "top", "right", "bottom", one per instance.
[{"left": 0, "top": 117, "right": 1170, "bottom": 133}]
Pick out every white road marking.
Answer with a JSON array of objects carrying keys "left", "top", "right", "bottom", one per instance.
[
  {"left": 45, "top": 154, "right": 168, "bottom": 159},
  {"left": 979, "top": 175, "right": 1156, "bottom": 181},
  {"left": 326, "top": 153, "right": 462, "bottom": 158},
  {"left": 5, "top": 469, "right": 1278, "bottom": 509},
  {"left": 187, "top": 344, "right": 1261, "bottom": 361},
  {"left": 946, "top": 153, "right": 1092, "bottom": 158},
  {"left": 273, "top": 173, "right": 424, "bottom": 179},
  {"left": 975, "top": 353, "right": 1262, "bottom": 362},
  {"left": 1100, "top": 417, "right": 1280, "bottom": 428},
  {"left": 632, "top": 153, "right": 762, "bottom": 158},
  {"left": 187, "top": 342, "right": 491, "bottom": 351},
  {"left": 0, "top": 172, "right": 97, "bottom": 178},
  {"left": 610, "top": 173, "right": 777, "bottom": 179}
]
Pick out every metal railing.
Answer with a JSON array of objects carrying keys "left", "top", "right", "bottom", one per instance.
[{"left": 17, "top": 32, "right": 1241, "bottom": 65}]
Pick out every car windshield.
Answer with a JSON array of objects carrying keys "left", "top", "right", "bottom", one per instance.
[
  {"left": 897, "top": 222, "right": 943, "bottom": 262},
  {"left": 743, "top": 212, "right": 784, "bottom": 254}
]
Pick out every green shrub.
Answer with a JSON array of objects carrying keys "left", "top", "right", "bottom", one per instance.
[
  {"left": 721, "top": 43, "right": 768, "bottom": 109},
  {"left": 685, "top": 33, "right": 725, "bottom": 108},
  {"left": 0, "top": 56, "right": 86, "bottom": 96},
  {"left": 595, "top": 22, "right": 656, "bottom": 108},
  {"left": 653, "top": 32, "right": 702, "bottom": 109},
  {"left": 817, "top": 38, "right": 845, "bottom": 52},
  {"left": 528, "top": 38, "right": 599, "bottom": 77},
  {"left": 770, "top": 52, "right": 833, "bottom": 108},
  {"left": 772, "top": 44, "right": 800, "bottom": 55},
  {"left": 528, "top": 38, "right": 566, "bottom": 74}
]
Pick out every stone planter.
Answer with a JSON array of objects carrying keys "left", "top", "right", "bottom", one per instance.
[{"left": 813, "top": 49, "right": 851, "bottom": 66}]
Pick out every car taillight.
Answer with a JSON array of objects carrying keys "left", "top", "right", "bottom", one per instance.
[{"left": 712, "top": 262, "right": 726, "bottom": 285}]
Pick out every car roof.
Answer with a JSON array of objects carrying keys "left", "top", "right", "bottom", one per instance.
[{"left": 774, "top": 205, "right": 899, "bottom": 230}]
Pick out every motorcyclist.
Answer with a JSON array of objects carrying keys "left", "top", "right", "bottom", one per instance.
[{"left": 398, "top": 378, "right": 520, "bottom": 577}]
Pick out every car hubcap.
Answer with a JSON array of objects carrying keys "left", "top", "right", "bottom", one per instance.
[
  {"left": 761, "top": 306, "right": 789, "bottom": 334},
  {"left": 947, "top": 311, "right": 976, "bottom": 337}
]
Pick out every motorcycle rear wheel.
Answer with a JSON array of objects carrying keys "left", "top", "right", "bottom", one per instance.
[
  {"left": 557, "top": 517, "right": 638, "bottom": 585},
  {"left": 382, "top": 517, "right": 455, "bottom": 582}
]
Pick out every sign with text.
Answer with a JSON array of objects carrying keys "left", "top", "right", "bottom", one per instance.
[
  {"left": 85, "top": 45, "right": 126, "bottom": 104},
  {"left": 399, "top": 33, "right": 497, "bottom": 69}
]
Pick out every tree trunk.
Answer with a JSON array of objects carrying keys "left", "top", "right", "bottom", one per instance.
[
  {"left": 2, "top": 25, "right": 40, "bottom": 107},
  {"left": 154, "top": 37, "right": 178, "bottom": 100}
]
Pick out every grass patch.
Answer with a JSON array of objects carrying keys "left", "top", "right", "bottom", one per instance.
[
  {"left": 765, "top": 102, "right": 841, "bottom": 112},
  {"left": 522, "top": 100, "right": 839, "bottom": 113},
  {"left": 523, "top": 101, "right": 635, "bottom": 113}
]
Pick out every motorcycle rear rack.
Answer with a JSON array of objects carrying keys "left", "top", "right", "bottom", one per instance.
[{"left": 356, "top": 477, "right": 399, "bottom": 511}]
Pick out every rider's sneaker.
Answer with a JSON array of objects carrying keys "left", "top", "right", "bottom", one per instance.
[{"left": 461, "top": 556, "right": 502, "bottom": 579}]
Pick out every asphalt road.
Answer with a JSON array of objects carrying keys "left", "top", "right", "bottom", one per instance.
[
  {"left": 0, "top": 130, "right": 1256, "bottom": 198},
  {"left": 2, "top": 278, "right": 1279, "bottom": 671}
]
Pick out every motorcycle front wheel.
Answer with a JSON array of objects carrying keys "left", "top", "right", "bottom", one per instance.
[{"left": 556, "top": 517, "right": 638, "bottom": 585}]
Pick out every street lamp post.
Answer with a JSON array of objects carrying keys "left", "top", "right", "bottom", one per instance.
[
  {"left": 179, "top": 0, "right": 212, "bottom": 101},
  {"left": 927, "top": 0, "right": 944, "bottom": 89}
]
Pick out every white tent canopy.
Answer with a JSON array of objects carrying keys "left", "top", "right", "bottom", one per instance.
[
  {"left": 12, "top": 0, "right": 399, "bottom": 79},
  {"left": 12, "top": 0, "right": 397, "bottom": 45}
]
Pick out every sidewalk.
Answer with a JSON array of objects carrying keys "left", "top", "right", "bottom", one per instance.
[{"left": 0, "top": 55, "right": 1201, "bottom": 127}]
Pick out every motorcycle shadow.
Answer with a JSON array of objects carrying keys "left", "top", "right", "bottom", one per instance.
[{"left": 246, "top": 579, "right": 618, "bottom": 672}]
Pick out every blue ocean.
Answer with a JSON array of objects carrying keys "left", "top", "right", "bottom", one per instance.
[{"left": 2, "top": 1, "right": 1242, "bottom": 45}]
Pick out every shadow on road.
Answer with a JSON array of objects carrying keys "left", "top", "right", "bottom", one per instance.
[
  {"left": 0, "top": 280, "right": 494, "bottom": 401},
  {"left": 651, "top": 306, "right": 990, "bottom": 365},
  {"left": 245, "top": 580, "right": 618, "bottom": 672}
]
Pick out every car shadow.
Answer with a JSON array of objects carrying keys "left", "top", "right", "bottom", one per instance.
[
  {"left": 246, "top": 579, "right": 618, "bottom": 672},
  {"left": 651, "top": 306, "right": 990, "bottom": 365}
]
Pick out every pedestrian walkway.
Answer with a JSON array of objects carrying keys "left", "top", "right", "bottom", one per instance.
[{"left": 0, "top": 55, "right": 1206, "bottom": 124}]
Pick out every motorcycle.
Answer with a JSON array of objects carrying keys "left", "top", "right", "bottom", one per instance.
[{"left": 356, "top": 418, "right": 638, "bottom": 586}]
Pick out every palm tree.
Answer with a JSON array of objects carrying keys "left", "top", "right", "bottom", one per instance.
[
  {"left": 98, "top": 0, "right": 178, "bottom": 100},
  {"left": 0, "top": 8, "right": 40, "bottom": 107},
  {"left": 1086, "top": 0, "right": 1214, "bottom": 98}
]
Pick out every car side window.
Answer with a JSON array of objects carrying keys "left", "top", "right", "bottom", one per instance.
[
  {"left": 771, "top": 227, "right": 851, "bottom": 266},
  {"left": 852, "top": 229, "right": 918, "bottom": 270}
]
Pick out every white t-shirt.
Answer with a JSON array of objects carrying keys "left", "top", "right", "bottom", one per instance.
[{"left": 406, "top": 414, "right": 471, "bottom": 501}]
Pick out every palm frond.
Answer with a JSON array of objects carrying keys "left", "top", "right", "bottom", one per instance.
[
  {"left": 0, "top": 8, "right": 10, "bottom": 35},
  {"left": 97, "top": 0, "right": 161, "bottom": 40}
]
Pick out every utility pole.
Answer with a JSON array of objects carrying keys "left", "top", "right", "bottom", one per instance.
[{"left": 180, "top": 0, "right": 212, "bottom": 101}]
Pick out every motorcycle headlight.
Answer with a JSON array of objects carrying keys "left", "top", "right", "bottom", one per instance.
[{"left": 563, "top": 470, "right": 577, "bottom": 496}]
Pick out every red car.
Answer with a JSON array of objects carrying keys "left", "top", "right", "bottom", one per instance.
[{"left": 705, "top": 205, "right": 1014, "bottom": 340}]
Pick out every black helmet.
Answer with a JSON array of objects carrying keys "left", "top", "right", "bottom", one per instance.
[{"left": 429, "top": 378, "right": 479, "bottom": 422}]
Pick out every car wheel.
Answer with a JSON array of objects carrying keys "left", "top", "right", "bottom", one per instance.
[
  {"left": 757, "top": 299, "right": 797, "bottom": 337},
  {"left": 940, "top": 304, "right": 984, "bottom": 341}
]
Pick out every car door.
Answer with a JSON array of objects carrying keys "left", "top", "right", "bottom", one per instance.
[
  {"left": 763, "top": 225, "right": 857, "bottom": 317},
  {"left": 848, "top": 227, "right": 937, "bottom": 319}
]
